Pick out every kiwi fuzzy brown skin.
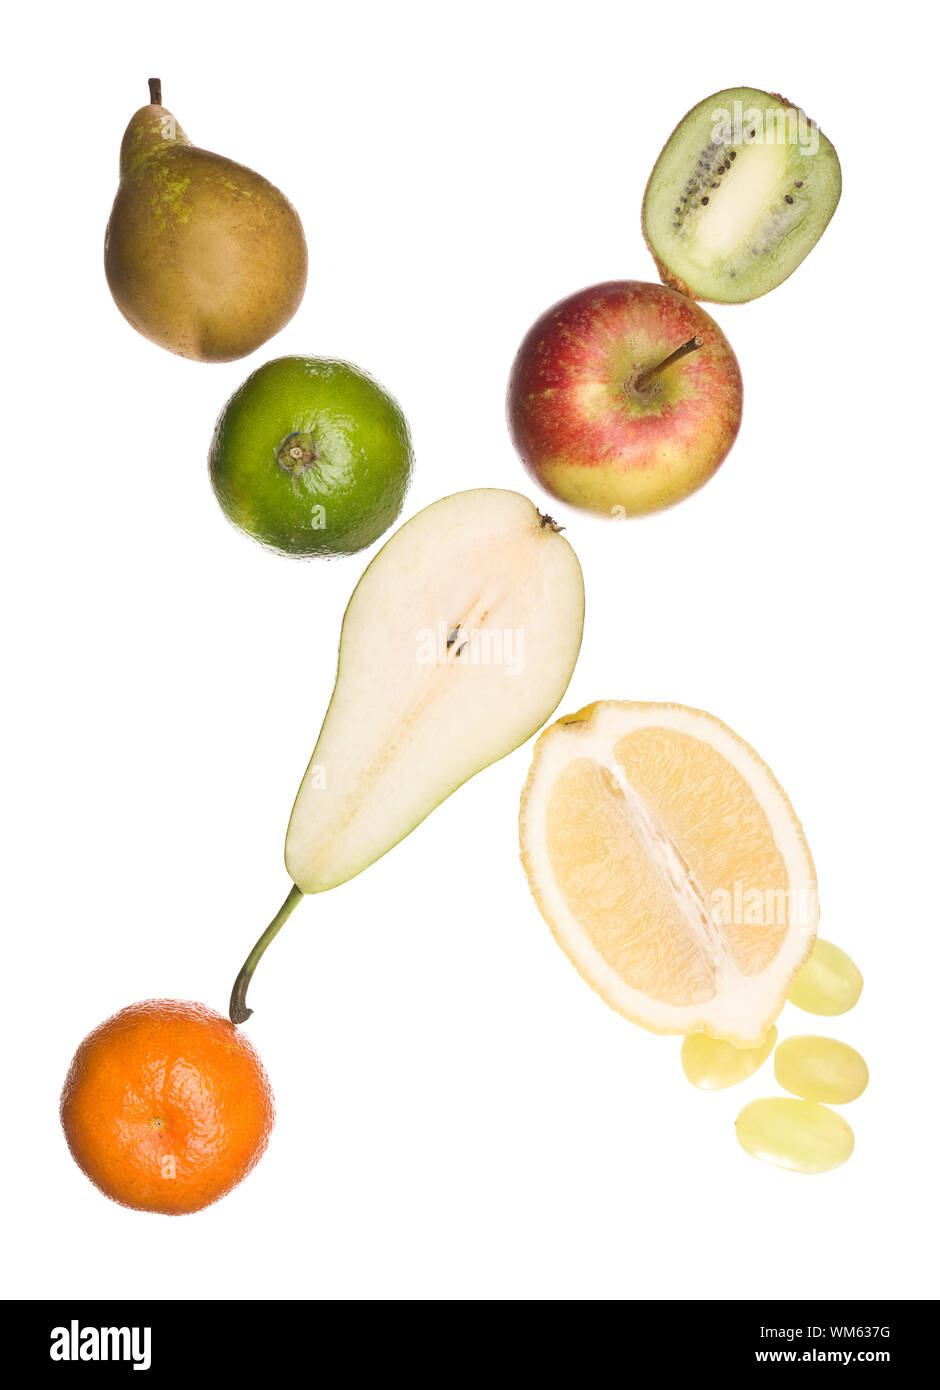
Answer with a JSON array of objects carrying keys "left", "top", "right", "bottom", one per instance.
[
  {"left": 644, "top": 245, "right": 696, "bottom": 300},
  {"left": 642, "top": 88, "right": 836, "bottom": 305}
]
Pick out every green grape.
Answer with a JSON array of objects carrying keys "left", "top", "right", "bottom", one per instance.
[
  {"left": 681, "top": 1026, "right": 777, "bottom": 1090},
  {"left": 774, "top": 1035, "right": 868, "bottom": 1104},
  {"left": 735, "top": 1097, "right": 854, "bottom": 1173},
  {"left": 788, "top": 939, "right": 863, "bottom": 1016}
]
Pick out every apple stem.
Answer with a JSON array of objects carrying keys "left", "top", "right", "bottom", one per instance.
[
  {"left": 229, "top": 884, "right": 304, "bottom": 1025},
  {"left": 636, "top": 335, "right": 704, "bottom": 390},
  {"left": 148, "top": 77, "right": 162, "bottom": 106}
]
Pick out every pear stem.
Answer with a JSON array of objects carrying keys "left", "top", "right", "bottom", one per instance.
[
  {"left": 148, "top": 77, "right": 162, "bottom": 106},
  {"left": 635, "top": 335, "right": 704, "bottom": 390},
  {"left": 229, "top": 884, "right": 304, "bottom": 1025}
]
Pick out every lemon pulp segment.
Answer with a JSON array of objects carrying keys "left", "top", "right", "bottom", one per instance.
[
  {"left": 546, "top": 759, "right": 715, "bottom": 1006},
  {"left": 613, "top": 727, "right": 790, "bottom": 975}
]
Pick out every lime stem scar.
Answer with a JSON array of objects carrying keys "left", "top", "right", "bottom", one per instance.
[
  {"left": 276, "top": 432, "right": 318, "bottom": 476},
  {"left": 229, "top": 884, "right": 304, "bottom": 1025},
  {"left": 635, "top": 335, "right": 704, "bottom": 390}
]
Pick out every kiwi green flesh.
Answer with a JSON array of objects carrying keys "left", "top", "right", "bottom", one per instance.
[{"left": 643, "top": 87, "right": 841, "bottom": 303}]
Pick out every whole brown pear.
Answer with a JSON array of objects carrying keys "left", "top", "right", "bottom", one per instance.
[{"left": 104, "top": 79, "right": 307, "bottom": 362}]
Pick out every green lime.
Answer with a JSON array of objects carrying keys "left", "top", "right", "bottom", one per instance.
[{"left": 209, "top": 356, "right": 413, "bottom": 557}]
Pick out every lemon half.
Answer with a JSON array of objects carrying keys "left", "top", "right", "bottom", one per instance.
[{"left": 519, "top": 702, "right": 818, "bottom": 1046}]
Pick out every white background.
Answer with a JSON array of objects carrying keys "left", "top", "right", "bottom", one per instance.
[{"left": 4, "top": 1, "right": 937, "bottom": 1301}]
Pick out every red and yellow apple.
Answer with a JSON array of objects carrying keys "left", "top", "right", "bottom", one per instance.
[{"left": 507, "top": 281, "right": 743, "bottom": 517}]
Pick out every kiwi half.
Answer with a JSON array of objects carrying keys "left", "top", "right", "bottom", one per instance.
[{"left": 643, "top": 86, "right": 841, "bottom": 304}]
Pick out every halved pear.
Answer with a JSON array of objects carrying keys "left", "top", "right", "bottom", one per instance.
[
  {"left": 286, "top": 489, "right": 585, "bottom": 892},
  {"left": 230, "top": 489, "right": 584, "bottom": 1022}
]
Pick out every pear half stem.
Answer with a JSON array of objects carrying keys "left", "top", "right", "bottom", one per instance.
[
  {"left": 148, "top": 77, "right": 162, "bottom": 106},
  {"left": 230, "top": 884, "right": 304, "bottom": 1025},
  {"left": 635, "top": 334, "right": 703, "bottom": 390}
]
